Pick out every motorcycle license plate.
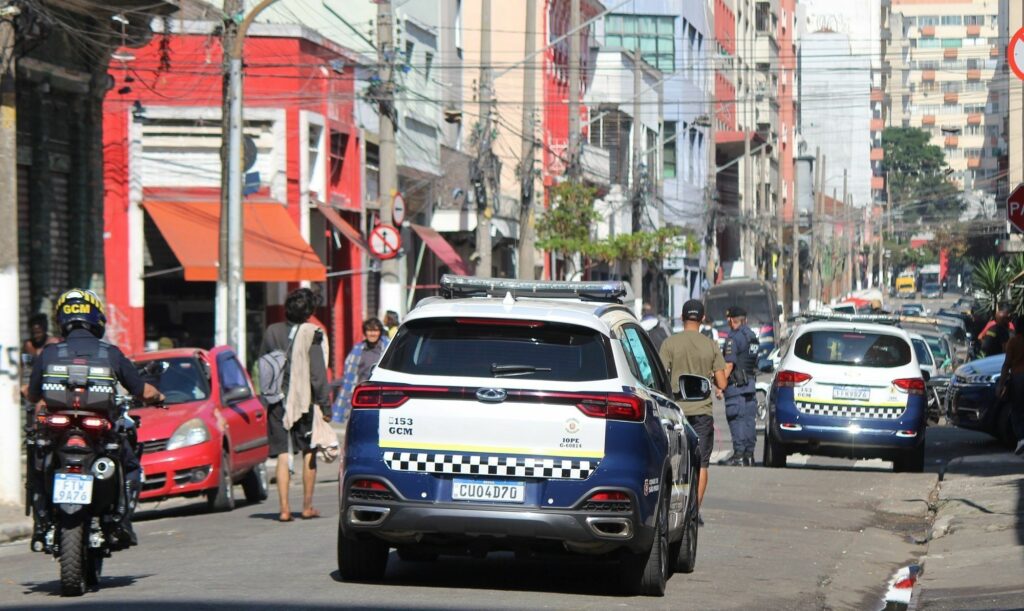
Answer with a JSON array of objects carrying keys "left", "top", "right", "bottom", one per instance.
[
  {"left": 452, "top": 479, "right": 525, "bottom": 504},
  {"left": 52, "top": 473, "right": 94, "bottom": 505}
]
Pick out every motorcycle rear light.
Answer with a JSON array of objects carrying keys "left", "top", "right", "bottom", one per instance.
[
  {"left": 454, "top": 317, "right": 545, "bottom": 328},
  {"left": 351, "top": 384, "right": 450, "bottom": 409},
  {"left": 776, "top": 370, "right": 812, "bottom": 387},
  {"left": 65, "top": 466, "right": 83, "bottom": 474},
  {"left": 81, "top": 416, "right": 109, "bottom": 431},
  {"left": 892, "top": 378, "right": 926, "bottom": 395},
  {"left": 65, "top": 436, "right": 87, "bottom": 449},
  {"left": 46, "top": 414, "right": 71, "bottom": 427}
]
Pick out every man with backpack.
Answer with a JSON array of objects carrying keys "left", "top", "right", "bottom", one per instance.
[{"left": 258, "top": 288, "right": 331, "bottom": 522}]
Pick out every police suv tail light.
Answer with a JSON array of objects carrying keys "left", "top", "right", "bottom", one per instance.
[
  {"left": 776, "top": 370, "right": 812, "bottom": 387},
  {"left": 582, "top": 490, "right": 633, "bottom": 513},
  {"left": 588, "top": 491, "right": 629, "bottom": 502},
  {"left": 351, "top": 384, "right": 450, "bottom": 409},
  {"left": 351, "top": 479, "right": 388, "bottom": 491},
  {"left": 892, "top": 378, "right": 926, "bottom": 396},
  {"left": 571, "top": 393, "right": 645, "bottom": 422}
]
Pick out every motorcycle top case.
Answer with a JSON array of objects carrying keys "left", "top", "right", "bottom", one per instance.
[{"left": 42, "top": 343, "right": 118, "bottom": 412}]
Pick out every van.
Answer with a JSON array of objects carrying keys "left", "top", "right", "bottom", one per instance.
[
  {"left": 896, "top": 274, "right": 916, "bottom": 297},
  {"left": 704, "top": 278, "right": 780, "bottom": 359}
]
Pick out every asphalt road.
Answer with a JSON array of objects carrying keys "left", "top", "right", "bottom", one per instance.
[{"left": 0, "top": 291, "right": 985, "bottom": 610}]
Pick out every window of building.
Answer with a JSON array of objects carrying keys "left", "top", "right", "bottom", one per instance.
[
  {"left": 405, "top": 40, "right": 415, "bottom": 62},
  {"left": 605, "top": 13, "right": 675, "bottom": 72},
  {"left": 918, "top": 38, "right": 941, "bottom": 48},
  {"left": 919, "top": 16, "right": 939, "bottom": 26},
  {"left": 941, "top": 38, "right": 962, "bottom": 48},
  {"left": 964, "top": 15, "right": 983, "bottom": 26},
  {"left": 663, "top": 121, "right": 677, "bottom": 179},
  {"left": 940, "top": 15, "right": 962, "bottom": 26},
  {"left": 329, "top": 131, "right": 348, "bottom": 188},
  {"left": 424, "top": 51, "right": 433, "bottom": 80}
]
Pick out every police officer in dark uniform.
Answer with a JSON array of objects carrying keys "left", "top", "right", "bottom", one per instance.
[
  {"left": 25, "top": 289, "right": 164, "bottom": 549},
  {"left": 719, "top": 306, "right": 760, "bottom": 467}
]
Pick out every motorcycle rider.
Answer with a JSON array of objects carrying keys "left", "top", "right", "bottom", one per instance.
[{"left": 25, "top": 289, "right": 164, "bottom": 550}]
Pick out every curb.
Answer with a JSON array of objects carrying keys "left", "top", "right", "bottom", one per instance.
[{"left": 0, "top": 521, "right": 32, "bottom": 545}]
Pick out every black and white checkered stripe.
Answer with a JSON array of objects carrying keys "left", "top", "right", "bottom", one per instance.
[
  {"left": 382, "top": 451, "right": 598, "bottom": 480},
  {"left": 41, "top": 383, "right": 114, "bottom": 394},
  {"left": 796, "top": 402, "right": 905, "bottom": 420}
]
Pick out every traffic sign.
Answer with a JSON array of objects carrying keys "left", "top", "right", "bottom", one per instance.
[
  {"left": 392, "top": 192, "right": 406, "bottom": 226},
  {"left": 1010, "top": 27, "right": 1024, "bottom": 81},
  {"left": 369, "top": 224, "right": 402, "bottom": 259},
  {"left": 1007, "top": 184, "right": 1024, "bottom": 233}
]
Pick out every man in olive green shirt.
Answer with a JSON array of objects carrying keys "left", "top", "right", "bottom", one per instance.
[{"left": 659, "top": 300, "right": 728, "bottom": 516}]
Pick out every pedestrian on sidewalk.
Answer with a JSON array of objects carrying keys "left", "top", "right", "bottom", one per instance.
[
  {"left": 384, "top": 310, "right": 401, "bottom": 340},
  {"left": 998, "top": 314, "right": 1024, "bottom": 456},
  {"left": 659, "top": 300, "right": 728, "bottom": 520},
  {"left": 979, "top": 305, "right": 1013, "bottom": 358},
  {"left": 260, "top": 288, "right": 331, "bottom": 522},
  {"left": 719, "top": 306, "right": 760, "bottom": 467},
  {"left": 332, "top": 318, "right": 389, "bottom": 423}
]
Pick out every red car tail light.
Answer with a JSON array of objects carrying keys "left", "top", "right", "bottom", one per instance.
[
  {"left": 776, "top": 370, "right": 812, "bottom": 387},
  {"left": 892, "top": 378, "right": 926, "bottom": 395},
  {"left": 351, "top": 384, "right": 450, "bottom": 409}
]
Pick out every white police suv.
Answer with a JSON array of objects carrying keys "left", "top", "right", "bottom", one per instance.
[
  {"left": 764, "top": 315, "right": 927, "bottom": 472},
  {"left": 337, "top": 276, "right": 704, "bottom": 596}
]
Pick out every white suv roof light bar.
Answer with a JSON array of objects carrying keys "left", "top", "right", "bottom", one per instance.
[
  {"left": 793, "top": 311, "right": 901, "bottom": 326},
  {"left": 439, "top": 275, "right": 632, "bottom": 304}
]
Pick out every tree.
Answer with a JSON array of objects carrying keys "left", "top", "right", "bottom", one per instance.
[
  {"left": 882, "top": 127, "right": 963, "bottom": 223},
  {"left": 536, "top": 181, "right": 698, "bottom": 280},
  {"left": 972, "top": 256, "right": 1008, "bottom": 317}
]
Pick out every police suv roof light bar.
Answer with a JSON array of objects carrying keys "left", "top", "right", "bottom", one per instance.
[
  {"left": 792, "top": 311, "right": 901, "bottom": 326},
  {"left": 439, "top": 275, "right": 632, "bottom": 304}
]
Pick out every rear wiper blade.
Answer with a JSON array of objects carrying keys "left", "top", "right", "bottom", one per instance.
[{"left": 491, "top": 363, "right": 552, "bottom": 377}]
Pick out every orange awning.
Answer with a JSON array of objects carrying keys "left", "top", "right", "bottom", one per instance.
[
  {"left": 143, "top": 195, "right": 326, "bottom": 282},
  {"left": 410, "top": 224, "right": 470, "bottom": 275}
]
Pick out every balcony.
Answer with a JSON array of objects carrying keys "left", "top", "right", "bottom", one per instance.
[
  {"left": 870, "top": 147, "right": 884, "bottom": 161},
  {"left": 967, "top": 24, "right": 981, "bottom": 37},
  {"left": 967, "top": 157, "right": 981, "bottom": 169},
  {"left": 967, "top": 113, "right": 982, "bottom": 125},
  {"left": 871, "top": 118, "right": 884, "bottom": 132},
  {"left": 922, "top": 115, "right": 936, "bottom": 126},
  {"left": 991, "top": 47, "right": 999, "bottom": 58},
  {"left": 967, "top": 69, "right": 981, "bottom": 81},
  {"left": 944, "top": 92, "right": 958, "bottom": 104},
  {"left": 580, "top": 142, "right": 611, "bottom": 187},
  {"left": 921, "top": 25, "right": 935, "bottom": 37},
  {"left": 922, "top": 70, "right": 936, "bottom": 82},
  {"left": 944, "top": 48, "right": 957, "bottom": 60},
  {"left": 871, "top": 87, "right": 884, "bottom": 102},
  {"left": 872, "top": 175, "right": 886, "bottom": 190},
  {"left": 944, "top": 135, "right": 958, "bottom": 147}
]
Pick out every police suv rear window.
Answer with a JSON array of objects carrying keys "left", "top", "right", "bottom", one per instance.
[
  {"left": 378, "top": 318, "right": 614, "bottom": 381},
  {"left": 794, "top": 331, "right": 912, "bottom": 368}
]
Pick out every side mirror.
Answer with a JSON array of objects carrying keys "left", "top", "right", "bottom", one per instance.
[
  {"left": 758, "top": 357, "right": 774, "bottom": 373},
  {"left": 677, "top": 374, "right": 712, "bottom": 402},
  {"left": 921, "top": 370, "right": 931, "bottom": 382},
  {"left": 222, "top": 386, "right": 252, "bottom": 404}
]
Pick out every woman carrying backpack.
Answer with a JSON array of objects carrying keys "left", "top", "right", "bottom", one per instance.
[{"left": 332, "top": 318, "right": 389, "bottom": 423}]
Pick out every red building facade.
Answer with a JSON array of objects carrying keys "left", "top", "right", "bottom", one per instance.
[{"left": 103, "top": 23, "right": 364, "bottom": 365}]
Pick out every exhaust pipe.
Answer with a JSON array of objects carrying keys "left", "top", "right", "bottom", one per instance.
[
  {"left": 347, "top": 505, "right": 390, "bottom": 527},
  {"left": 585, "top": 517, "right": 633, "bottom": 539},
  {"left": 91, "top": 457, "right": 117, "bottom": 481}
]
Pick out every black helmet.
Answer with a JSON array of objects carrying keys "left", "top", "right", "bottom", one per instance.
[{"left": 55, "top": 288, "right": 106, "bottom": 338}]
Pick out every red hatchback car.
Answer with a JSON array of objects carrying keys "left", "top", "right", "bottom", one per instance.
[{"left": 131, "top": 347, "right": 269, "bottom": 510}]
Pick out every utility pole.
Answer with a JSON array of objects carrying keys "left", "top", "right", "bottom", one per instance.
[
  {"left": 773, "top": 146, "right": 784, "bottom": 317},
  {"left": 791, "top": 158, "right": 800, "bottom": 315},
  {"left": 474, "top": 0, "right": 494, "bottom": 278},
  {"left": 0, "top": 2, "right": 22, "bottom": 505},
  {"left": 217, "top": 0, "right": 241, "bottom": 348},
  {"left": 377, "top": 0, "right": 404, "bottom": 309},
  {"left": 809, "top": 148, "right": 822, "bottom": 310},
  {"left": 516, "top": 0, "right": 537, "bottom": 280},
  {"left": 878, "top": 177, "right": 888, "bottom": 293},
  {"left": 703, "top": 24, "right": 717, "bottom": 295},
  {"left": 841, "top": 169, "right": 848, "bottom": 297},
  {"left": 566, "top": 0, "right": 581, "bottom": 179},
  {"left": 630, "top": 50, "right": 643, "bottom": 314}
]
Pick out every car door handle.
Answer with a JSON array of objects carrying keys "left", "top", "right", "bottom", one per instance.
[{"left": 661, "top": 418, "right": 683, "bottom": 432}]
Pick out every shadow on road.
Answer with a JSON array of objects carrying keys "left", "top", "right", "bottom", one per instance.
[{"left": 20, "top": 573, "right": 154, "bottom": 596}]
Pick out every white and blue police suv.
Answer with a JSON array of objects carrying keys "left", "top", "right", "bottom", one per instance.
[{"left": 337, "top": 276, "right": 704, "bottom": 596}]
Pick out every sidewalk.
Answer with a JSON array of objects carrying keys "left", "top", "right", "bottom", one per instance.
[
  {"left": 910, "top": 451, "right": 1024, "bottom": 610},
  {"left": 0, "top": 503, "right": 31, "bottom": 545}
]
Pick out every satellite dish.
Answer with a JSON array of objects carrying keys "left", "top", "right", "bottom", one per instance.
[{"left": 243, "top": 135, "right": 258, "bottom": 172}]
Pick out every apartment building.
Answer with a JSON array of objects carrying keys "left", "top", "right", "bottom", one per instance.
[{"left": 888, "top": 0, "right": 1007, "bottom": 216}]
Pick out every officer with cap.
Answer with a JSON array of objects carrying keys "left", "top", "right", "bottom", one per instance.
[{"left": 719, "top": 306, "right": 760, "bottom": 466}]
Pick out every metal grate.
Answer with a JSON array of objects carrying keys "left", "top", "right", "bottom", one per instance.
[{"left": 141, "top": 438, "right": 169, "bottom": 454}]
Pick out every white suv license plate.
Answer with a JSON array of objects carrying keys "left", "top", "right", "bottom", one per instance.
[
  {"left": 52, "top": 473, "right": 94, "bottom": 505},
  {"left": 452, "top": 479, "right": 525, "bottom": 504},
  {"left": 833, "top": 386, "right": 871, "bottom": 401}
]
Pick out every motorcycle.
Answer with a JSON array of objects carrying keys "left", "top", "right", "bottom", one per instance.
[{"left": 27, "top": 392, "right": 163, "bottom": 596}]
